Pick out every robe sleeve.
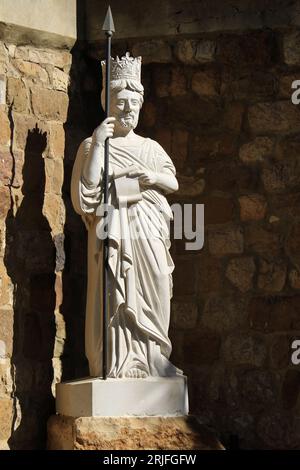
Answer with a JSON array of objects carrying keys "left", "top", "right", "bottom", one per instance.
[
  {"left": 71, "top": 137, "right": 103, "bottom": 229},
  {"left": 153, "top": 141, "right": 176, "bottom": 176}
]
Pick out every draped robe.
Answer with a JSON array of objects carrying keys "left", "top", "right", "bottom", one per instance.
[{"left": 71, "top": 136, "right": 180, "bottom": 378}]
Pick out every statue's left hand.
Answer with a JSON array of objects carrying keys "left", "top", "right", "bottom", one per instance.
[{"left": 128, "top": 168, "right": 157, "bottom": 187}]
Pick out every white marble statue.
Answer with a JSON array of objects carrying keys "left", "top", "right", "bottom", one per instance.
[{"left": 71, "top": 52, "right": 181, "bottom": 379}]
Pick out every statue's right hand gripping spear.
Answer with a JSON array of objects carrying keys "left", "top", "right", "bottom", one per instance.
[{"left": 102, "top": 6, "right": 115, "bottom": 380}]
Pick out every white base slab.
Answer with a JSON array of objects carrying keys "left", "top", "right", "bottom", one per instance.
[{"left": 56, "top": 376, "right": 189, "bottom": 418}]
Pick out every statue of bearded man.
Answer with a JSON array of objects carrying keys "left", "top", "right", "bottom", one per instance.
[{"left": 71, "top": 53, "right": 181, "bottom": 379}]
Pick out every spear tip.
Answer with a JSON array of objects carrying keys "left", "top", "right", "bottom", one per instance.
[{"left": 102, "top": 5, "right": 115, "bottom": 33}]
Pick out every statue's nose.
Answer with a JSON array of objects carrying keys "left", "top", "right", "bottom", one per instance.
[{"left": 124, "top": 101, "right": 132, "bottom": 112}]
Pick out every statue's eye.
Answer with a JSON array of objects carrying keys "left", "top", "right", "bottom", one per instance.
[
  {"left": 117, "top": 100, "right": 125, "bottom": 105},
  {"left": 131, "top": 100, "right": 139, "bottom": 105}
]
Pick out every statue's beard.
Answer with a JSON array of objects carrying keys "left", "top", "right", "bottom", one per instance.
[{"left": 117, "top": 113, "right": 138, "bottom": 129}]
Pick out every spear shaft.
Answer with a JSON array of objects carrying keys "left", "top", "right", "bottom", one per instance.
[{"left": 102, "top": 6, "right": 115, "bottom": 380}]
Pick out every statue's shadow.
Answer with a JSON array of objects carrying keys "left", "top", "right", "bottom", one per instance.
[{"left": 5, "top": 127, "right": 56, "bottom": 449}]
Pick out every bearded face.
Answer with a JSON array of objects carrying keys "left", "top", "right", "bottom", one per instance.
[{"left": 110, "top": 89, "right": 142, "bottom": 132}]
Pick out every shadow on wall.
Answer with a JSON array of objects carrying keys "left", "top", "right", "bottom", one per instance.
[
  {"left": 59, "top": 51, "right": 92, "bottom": 382},
  {"left": 4, "top": 127, "right": 56, "bottom": 449},
  {"left": 59, "top": 0, "right": 105, "bottom": 382}
]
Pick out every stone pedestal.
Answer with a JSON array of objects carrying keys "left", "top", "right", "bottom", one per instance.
[
  {"left": 56, "top": 376, "right": 188, "bottom": 417},
  {"left": 49, "top": 376, "right": 224, "bottom": 450},
  {"left": 47, "top": 415, "right": 224, "bottom": 450}
]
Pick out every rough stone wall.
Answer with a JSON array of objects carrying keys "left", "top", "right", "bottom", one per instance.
[
  {"left": 1, "top": 18, "right": 300, "bottom": 452},
  {"left": 0, "top": 40, "right": 79, "bottom": 449},
  {"left": 88, "top": 29, "right": 300, "bottom": 449}
]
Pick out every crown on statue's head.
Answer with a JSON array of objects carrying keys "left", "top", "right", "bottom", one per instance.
[{"left": 101, "top": 52, "right": 142, "bottom": 83}]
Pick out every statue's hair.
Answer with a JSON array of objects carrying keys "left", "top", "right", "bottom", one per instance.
[{"left": 101, "top": 79, "right": 144, "bottom": 109}]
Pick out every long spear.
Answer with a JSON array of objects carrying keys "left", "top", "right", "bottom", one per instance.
[{"left": 102, "top": 6, "right": 115, "bottom": 380}]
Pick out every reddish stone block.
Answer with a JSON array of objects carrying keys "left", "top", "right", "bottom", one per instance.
[
  {"left": 239, "top": 194, "right": 267, "bottom": 221},
  {"left": 31, "top": 87, "right": 68, "bottom": 122},
  {"left": 244, "top": 225, "right": 280, "bottom": 256}
]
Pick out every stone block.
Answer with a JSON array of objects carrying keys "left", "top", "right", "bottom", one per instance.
[
  {"left": 248, "top": 295, "right": 300, "bottom": 332},
  {"left": 226, "top": 256, "right": 256, "bottom": 292},
  {"left": 289, "top": 269, "right": 300, "bottom": 289},
  {"left": 15, "top": 47, "right": 71, "bottom": 69},
  {"left": 217, "top": 32, "right": 277, "bottom": 66},
  {"left": 257, "top": 412, "right": 300, "bottom": 449},
  {"left": 153, "top": 65, "right": 171, "bottom": 98},
  {"left": 221, "top": 70, "right": 275, "bottom": 101},
  {"left": 269, "top": 335, "right": 291, "bottom": 369},
  {"left": 12, "top": 112, "right": 40, "bottom": 150},
  {"left": 31, "top": 87, "right": 68, "bottom": 121},
  {"left": 192, "top": 70, "right": 219, "bottom": 97},
  {"left": 279, "top": 73, "right": 300, "bottom": 99},
  {"left": 257, "top": 258, "right": 287, "bottom": 293},
  {"left": 47, "top": 415, "right": 224, "bottom": 450},
  {"left": 262, "top": 158, "right": 300, "bottom": 193},
  {"left": 248, "top": 101, "right": 300, "bottom": 134},
  {"left": 195, "top": 40, "right": 216, "bottom": 63},
  {"left": 0, "top": 186, "right": 11, "bottom": 219},
  {"left": 175, "top": 175, "right": 205, "bottom": 198},
  {"left": 221, "top": 102, "right": 244, "bottom": 132},
  {"left": 52, "top": 67, "right": 70, "bottom": 92},
  {"left": 283, "top": 31, "right": 300, "bottom": 66},
  {"left": 223, "top": 333, "right": 267, "bottom": 367},
  {"left": 269, "top": 193, "right": 300, "bottom": 219},
  {"left": 0, "top": 398, "right": 14, "bottom": 440},
  {"left": 0, "top": 309, "right": 13, "bottom": 357},
  {"left": 56, "top": 376, "right": 188, "bottom": 418},
  {"left": 0, "top": 43, "right": 7, "bottom": 62},
  {"left": 0, "top": 273, "right": 13, "bottom": 308},
  {"left": 0, "top": 148, "right": 13, "bottom": 185},
  {"left": 12, "top": 59, "right": 48, "bottom": 83},
  {"left": 197, "top": 256, "right": 222, "bottom": 294},
  {"left": 285, "top": 222, "right": 300, "bottom": 269},
  {"left": 192, "top": 133, "right": 237, "bottom": 160},
  {"left": 169, "top": 67, "right": 186, "bottom": 96},
  {"left": 43, "top": 193, "right": 65, "bottom": 233},
  {"left": 48, "top": 122, "right": 65, "bottom": 158},
  {"left": 132, "top": 40, "right": 172, "bottom": 64},
  {"left": 45, "top": 157, "right": 64, "bottom": 194},
  {"left": 0, "top": 109, "right": 10, "bottom": 146},
  {"left": 238, "top": 369, "right": 276, "bottom": 406},
  {"left": 175, "top": 40, "right": 197, "bottom": 64},
  {"left": 239, "top": 194, "right": 267, "bottom": 221},
  {"left": 205, "top": 162, "right": 259, "bottom": 193},
  {"left": 0, "top": 359, "right": 13, "bottom": 396},
  {"left": 201, "top": 294, "right": 247, "bottom": 333},
  {"left": 171, "top": 302, "right": 198, "bottom": 329},
  {"left": 7, "top": 77, "right": 28, "bottom": 113},
  {"left": 281, "top": 370, "right": 300, "bottom": 410},
  {"left": 239, "top": 137, "right": 273, "bottom": 164},
  {"left": 244, "top": 225, "right": 280, "bottom": 256},
  {"left": 0, "top": 75, "right": 6, "bottom": 105},
  {"left": 208, "top": 227, "right": 243, "bottom": 256}
]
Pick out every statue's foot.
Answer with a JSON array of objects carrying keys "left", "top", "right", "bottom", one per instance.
[{"left": 125, "top": 367, "right": 148, "bottom": 378}]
